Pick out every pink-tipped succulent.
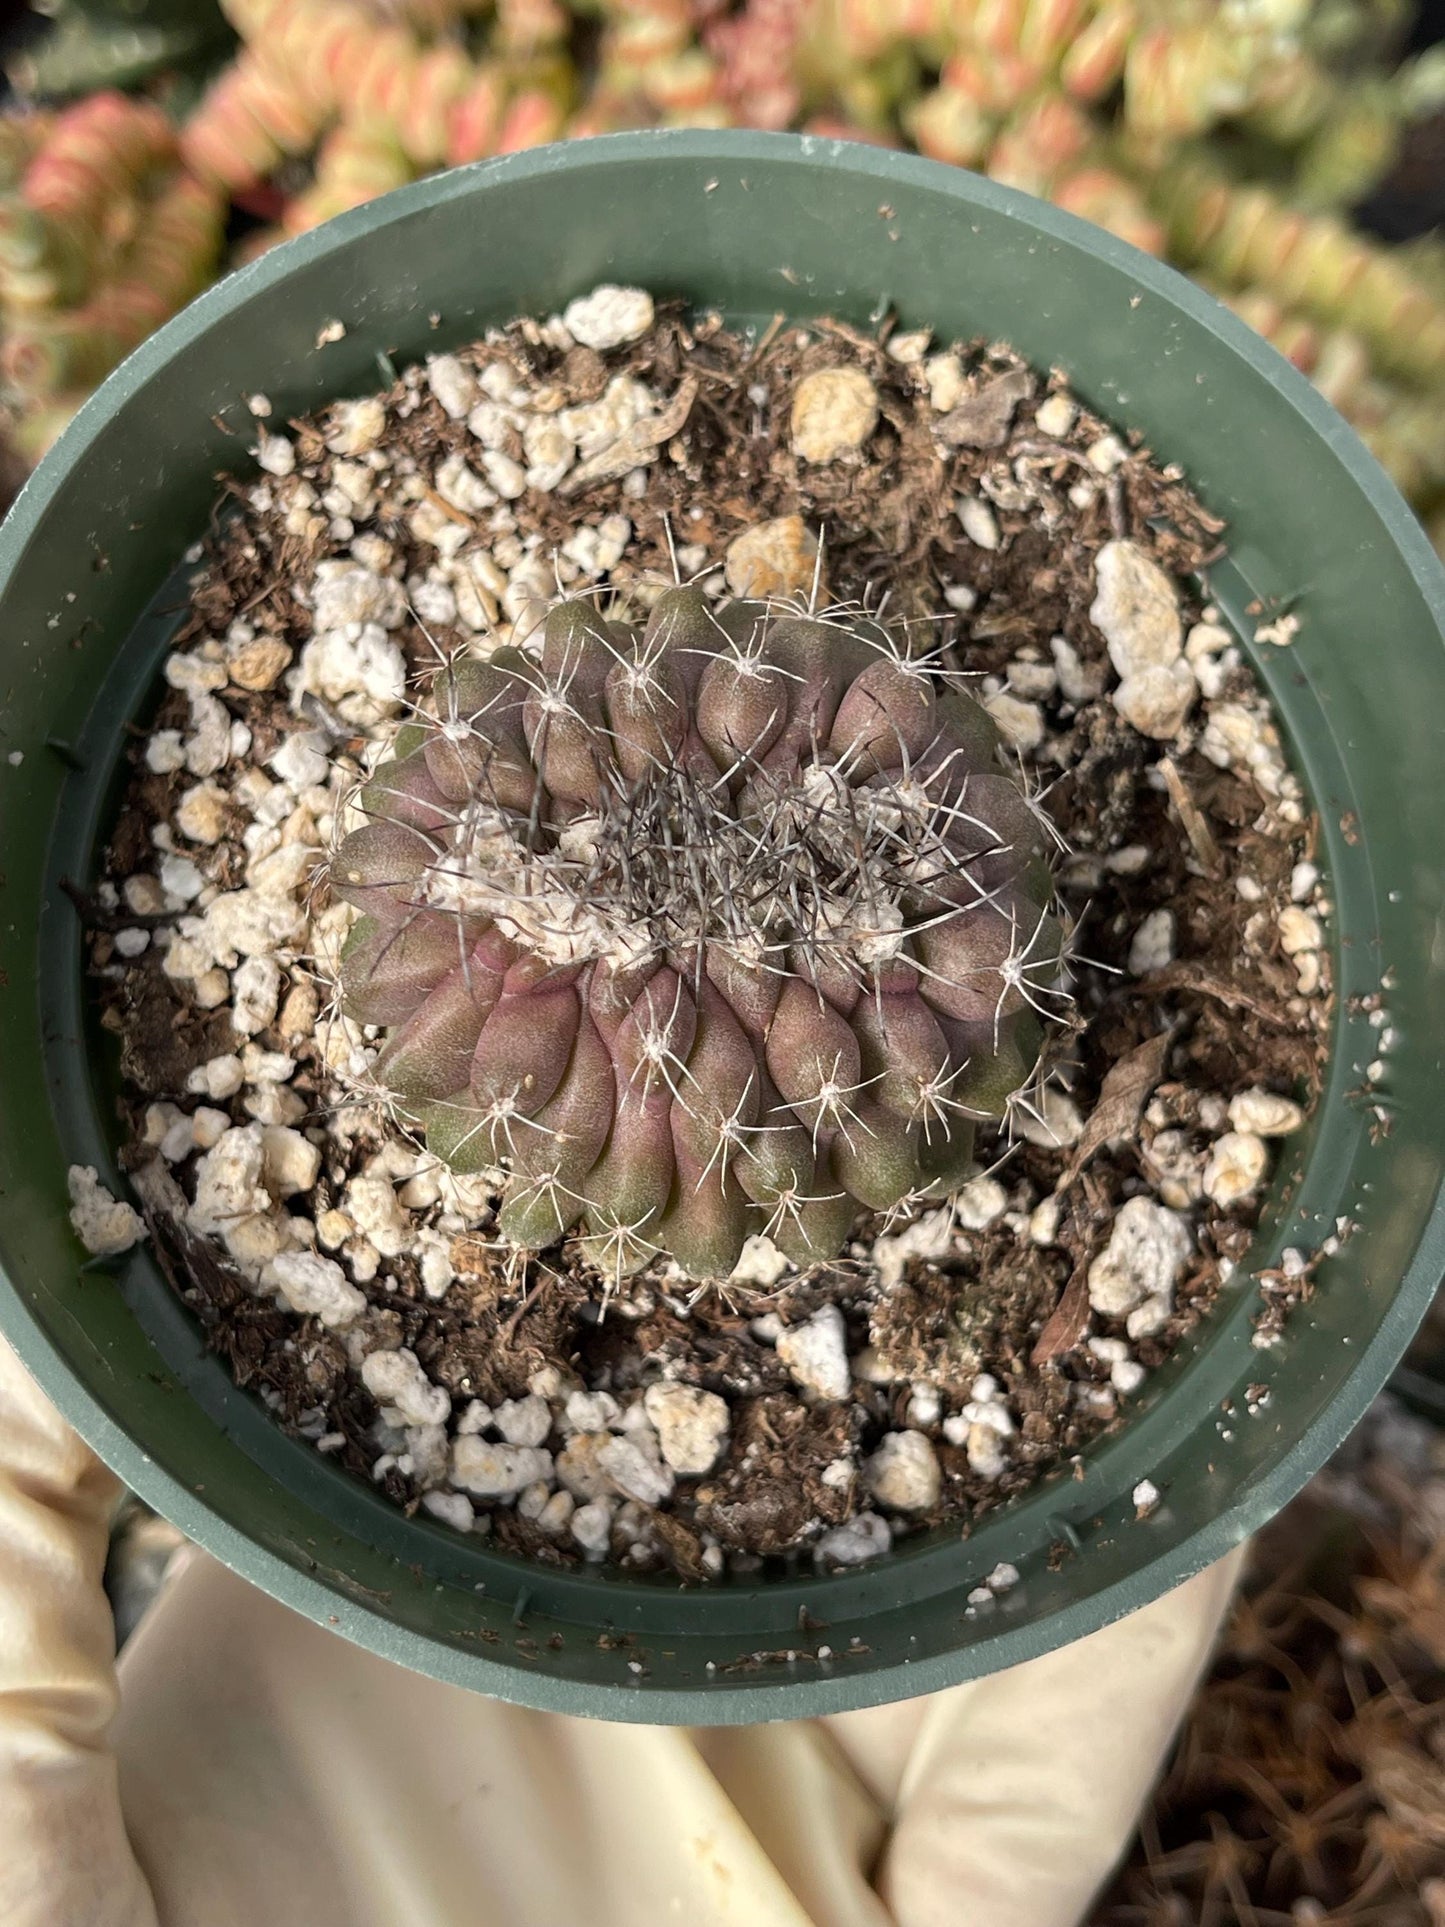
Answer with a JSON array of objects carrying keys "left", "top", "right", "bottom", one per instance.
[{"left": 328, "top": 588, "right": 1067, "bottom": 1280}]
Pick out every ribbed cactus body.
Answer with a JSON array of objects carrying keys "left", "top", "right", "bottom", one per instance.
[{"left": 330, "top": 589, "right": 1063, "bottom": 1278}]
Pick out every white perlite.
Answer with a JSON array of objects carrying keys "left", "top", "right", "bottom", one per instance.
[
  {"left": 983, "top": 689, "right": 1044, "bottom": 751},
  {"left": 1278, "top": 906, "right": 1322, "bottom": 955},
  {"left": 261, "top": 1126, "right": 319, "bottom": 1198},
  {"left": 67, "top": 1166, "right": 146, "bottom": 1256},
  {"left": 451, "top": 1437, "right": 554, "bottom": 1499},
  {"left": 1114, "top": 662, "right": 1197, "bottom": 740},
  {"left": 814, "top": 1511, "right": 891, "bottom": 1567},
  {"left": 643, "top": 1383, "right": 730, "bottom": 1476},
  {"left": 1015, "top": 1088, "right": 1085, "bottom": 1150},
  {"left": 422, "top": 1490, "right": 475, "bottom": 1533},
  {"left": 864, "top": 1430, "right": 941, "bottom": 1512},
  {"left": 268, "top": 1251, "right": 366, "bottom": 1329},
  {"left": 232, "top": 954, "right": 281, "bottom": 1035},
  {"left": 730, "top": 1233, "right": 790, "bottom": 1288},
  {"left": 1128, "top": 908, "right": 1176, "bottom": 976},
  {"left": 292, "top": 625, "right": 406, "bottom": 726},
  {"left": 571, "top": 1499, "right": 614, "bottom": 1555},
  {"left": 597, "top": 1434, "right": 674, "bottom": 1506},
  {"left": 1202, "top": 1131, "right": 1269, "bottom": 1207},
  {"left": 494, "top": 1395, "right": 551, "bottom": 1448},
  {"left": 925, "top": 352, "right": 966, "bottom": 412},
  {"left": 1087, "top": 1196, "right": 1193, "bottom": 1320},
  {"left": 562, "top": 285, "right": 655, "bottom": 351},
  {"left": 1034, "top": 393, "right": 1077, "bottom": 438},
  {"left": 189, "top": 1123, "right": 269, "bottom": 1232},
  {"left": 425, "top": 354, "right": 478, "bottom": 420},
  {"left": 776, "top": 1305, "right": 851, "bottom": 1402},
  {"left": 1090, "top": 540, "right": 1197, "bottom": 740},
  {"left": 871, "top": 1208, "right": 954, "bottom": 1291},
  {"left": 1091, "top": 540, "right": 1182, "bottom": 673},
  {"left": 361, "top": 1347, "right": 451, "bottom": 1429},
  {"left": 956, "top": 1176, "right": 1008, "bottom": 1229}
]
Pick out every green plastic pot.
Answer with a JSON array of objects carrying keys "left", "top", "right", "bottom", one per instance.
[{"left": 1, "top": 132, "right": 1442, "bottom": 1724}]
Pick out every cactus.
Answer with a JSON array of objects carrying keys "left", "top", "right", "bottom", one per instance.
[{"left": 328, "top": 588, "right": 1066, "bottom": 1282}]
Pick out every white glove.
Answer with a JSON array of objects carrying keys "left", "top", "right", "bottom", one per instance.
[{"left": 0, "top": 1332, "right": 1241, "bottom": 1927}]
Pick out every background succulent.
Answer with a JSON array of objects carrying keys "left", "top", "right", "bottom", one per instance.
[
  {"left": 5, "top": 1, "right": 1444, "bottom": 546},
  {"left": 329, "top": 587, "right": 1067, "bottom": 1280}
]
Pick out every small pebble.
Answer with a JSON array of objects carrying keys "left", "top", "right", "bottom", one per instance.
[
  {"left": 790, "top": 367, "right": 879, "bottom": 464},
  {"left": 724, "top": 516, "right": 822, "bottom": 601},
  {"left": 956, "top": 495, "right": 1001, "bottom": 550}
]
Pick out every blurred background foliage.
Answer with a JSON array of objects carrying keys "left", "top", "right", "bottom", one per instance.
[{"left": 0, "top": 0, "right": 1440, "bottom": 545}]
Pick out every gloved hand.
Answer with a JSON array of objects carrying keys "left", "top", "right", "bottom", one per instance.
[{"left": 0, "top": 1331, "right": 1242, "bottom": 1927}]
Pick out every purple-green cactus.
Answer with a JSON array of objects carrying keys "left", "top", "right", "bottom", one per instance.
[{"left": 329, "top": 588, "right": 1066, "bottom": 1280}]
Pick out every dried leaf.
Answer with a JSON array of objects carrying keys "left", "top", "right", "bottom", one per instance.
[
  {"left": 1031, "top": 1257, "right": 1091, "bottom": 1365},
  {"left": 1057, "top": 1028, "right": 1173, "bottom": 1191},
  {"left": 1146, "top": 963, "right": 1298, "bottom": 1026},
  {"left": 936, "top": 368, "right": 1033, "bottom": 450},
  {"left": 560, "top": 376, "right": 699, "bottom": 493},
  {"left": 1160, "top": 755, "right": 1221, "bottom": 877}
]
